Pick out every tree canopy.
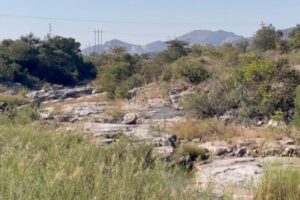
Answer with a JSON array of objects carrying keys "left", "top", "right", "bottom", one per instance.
[{"left": 0, "top": 34, "right": 96, "bottom": 87}]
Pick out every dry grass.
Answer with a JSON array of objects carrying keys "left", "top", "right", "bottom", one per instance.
[
  {"left": 288, "top": 50, "right": 300, "bottom": 66},
  {"left": 255, "top": 166, "right": 300, "bottom": 200},
  {"left": 170, "top": 118, "right": 300, "bottom": 145},
  {"left": 170, "top": 119, "right": 240, "bottom": 142},
  {"left": 0, "top": 94, "right": 28, "bottom": 106},
  {"left": 102, "top": 99, "right": 125, "bottom": 121}
]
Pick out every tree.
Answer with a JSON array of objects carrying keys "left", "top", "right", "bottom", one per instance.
[
  {"left": 289, "top": 25, "right": 300, "bottom": 50},
  {"left": 253, "top": 24, "right": 282, "bottom": 51},
  {"left": 0, "top": 34, "right": 96, "bottom": 87},
  {"left": 37, "top": 36, "right": 96, "bottom": 85},
  {"left": 235, "top": 40, "right": 249, "bottom": 53},
  {"left": 155, "top": 40, "right": 190, "bottom": 64}
]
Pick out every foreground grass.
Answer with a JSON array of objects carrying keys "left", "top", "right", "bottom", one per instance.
[
  {"left": 255, "top": 166, "right": 300, "bottom": 200},
  {"left": 0, "top": 122, "right": 212, "bottom": 200}
]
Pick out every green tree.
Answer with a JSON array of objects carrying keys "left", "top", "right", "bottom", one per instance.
[
  {"left": 289, "top": 25, "right": 300, "bottom": 50},
  {"left": 155, "top": 40, "right": 190, "bottom": 64},
  {"left": 37, "top": 36, "right": 96, "bottom": 85},
  {"left": 292, "top": 85, "right": 300, "bottom": 126},
  {"left": 253, "top": 24, "right": 282, "bottom": 51}
]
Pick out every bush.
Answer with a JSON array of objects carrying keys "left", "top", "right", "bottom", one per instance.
[
  {"left": 183, "top": 57, "right": 300, "bottom": 121},
  {"left": 183, "top": 83, "right": 237, "bottom": 118},
  {"left": 161, "top": 57, "right": 210, "bottom": 85},
  {"left": 140, "top": 62, "right": 163, "bottom": 83},
  {"left": 292, "top": 85, "right": 300, "bottom": 126},
  {"left": 253, "top": 24, "right": 281, "bottom": 51}
]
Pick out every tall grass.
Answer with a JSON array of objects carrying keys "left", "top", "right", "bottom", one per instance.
[
  {"left": 0, "top": 121, "right": 213, "bottom": 200},
  {"left": 170, "top": 119, "right": 239, "bottom": 141},
  {"left": 255, "top": 166, "right": 300, "bottom": 200}
]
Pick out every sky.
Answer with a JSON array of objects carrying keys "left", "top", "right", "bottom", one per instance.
[{"left": 0, "top": 0, "right": 300, "bottom": 46}]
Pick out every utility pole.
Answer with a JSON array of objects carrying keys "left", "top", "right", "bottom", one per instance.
[
  {"left": 49, "top": 23, "right": 52, "bottom": 38},
  {"left": 100, "top": 29, "right": 103, "bottom": 54},
  {"left": 85, "top": 44, "right": 88, "bottom": 56},
  {"left": 97, "top": 29, "right": 100, "bottom": 54},
  {"left": 94, "top": 30, "right": 97, "bottom": 55}
]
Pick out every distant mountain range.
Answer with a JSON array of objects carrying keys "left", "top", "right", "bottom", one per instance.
[{"left": 82, "top": 27, "right": 295, "bottom": 55}]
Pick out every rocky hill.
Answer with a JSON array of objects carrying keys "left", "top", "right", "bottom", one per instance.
[{"left": 82, "top": 29, "right": 244, "bottom": 55}]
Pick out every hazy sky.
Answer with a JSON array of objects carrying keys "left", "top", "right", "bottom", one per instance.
[{"left": 0, "top": 0, "right": 300, "bottom": 46}]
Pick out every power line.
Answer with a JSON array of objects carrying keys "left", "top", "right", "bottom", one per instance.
[{"left": 0, "top": 13, "right": 198, "bottom": 25}]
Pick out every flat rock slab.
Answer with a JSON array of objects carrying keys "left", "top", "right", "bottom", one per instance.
[
  {"left": 83, "top": 123, "right": 154, "bottom": 140},
  {"left": 63, "top": 102, "right": 112, "bottom": 117},
  {"left": 196, "top": 158, "right": 262, "bottom": 189},
  {"left": 195, "top": 157, "right": 300, "bottom": 199},
  {"left": 139, "top": 107, "right": 184, "bottom": 120}
]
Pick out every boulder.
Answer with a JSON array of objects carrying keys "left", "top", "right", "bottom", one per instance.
[
  {"left": 122, "top": 113, "right": 138, "bottom": 124},
  {"left": 0, "top": 102, "right": 7, "bottom": 112},
  {"left": 200, "top": 141, "right": 231, "bottom": 156},
  {"left": 235, "top": 148, "right": 248, "bottom": 157},
  {"left": 153, "top": 135, "right": 177, "bottom": 147},
  {"left": 152, "top": 146, "right": 174, "bottom": 160}
]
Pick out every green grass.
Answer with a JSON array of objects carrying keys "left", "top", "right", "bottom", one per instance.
[
  {"left": 0, "top": 120, "right": 216, "bottom": 200},
  {"left": 0, "top": 94, "right": 27, "bottom": 106},
  {"left": 255, "top": 166, "right": 300, "bottom": 200}
]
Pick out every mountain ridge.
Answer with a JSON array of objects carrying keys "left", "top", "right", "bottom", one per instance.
[{"left": 82, "top": 27, "right": 296, "bottom": 55}]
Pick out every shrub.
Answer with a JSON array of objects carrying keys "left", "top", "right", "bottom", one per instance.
[
  {"left": 292, "top": 85, "right": 300, "bottom": 126},
  {"left": 182, "top": 57, "right": 300, "bottom": 121},
  {"left": 253, "top": 24, "right": 282, "bottom": 51},
  {"left": 140, "top": 62, "right": 163, "bottom": 83},
  {"left": 183, "top": 82, "right": 237, "bottom": 118},
  {"left": 173, "top": 57, "right": 210, "bottom": 84},
  {"left": 289, "top": 24, "right": 300, "bottom": 50},
  {"left": 161, "top": 57, "right": 210, "bottom": 85}
]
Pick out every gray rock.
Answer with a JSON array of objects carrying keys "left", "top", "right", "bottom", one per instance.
[
  {"left": 262, "top": 141, "right": 283, "bottom": 156},
  {"left": 235, "top": 148, "right": 248, "bottom": 157},
  {"left": 122, "top": 113, "right": 138, "bottom": 124},
  {"left": 27, "top": 86, "right": 93, "bottom": 102},
  {"left": 83, "top": 123, "right": 153, "bottom": 140},
  {"left": 200, "top": 141, "right": 231, "bottom": 156},
  {"left": 0, "top": 102, "right": 7, "bottom": 111},
  {"left": 152, "top": 146, "right": 174, "bottom": 160},
  {"left": 40, "top": 111, "right": 53, "bottom": 120},
  {"left": 279, "top": 138, "right": 295, "bottom": 146},
  {"left": 195, "top": 158, "right": 263, "bottom": 198},
  {"left": 153, "top": 135, "right": 177, "bottom": 147}
]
